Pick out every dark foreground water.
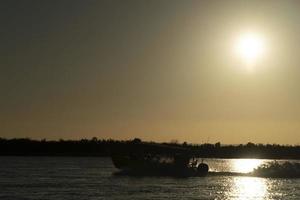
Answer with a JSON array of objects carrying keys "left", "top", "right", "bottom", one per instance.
[{"left": 0, "top": 157, "right": 299, "bottom": 200}]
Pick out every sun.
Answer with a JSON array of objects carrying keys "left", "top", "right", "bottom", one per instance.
[{"left": 235, "top": 32, "right": 265, "bottom": 67}]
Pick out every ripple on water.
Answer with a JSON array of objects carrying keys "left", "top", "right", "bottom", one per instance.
[{"left": 0, "top": 157, "right": 299, "bottom": 200}]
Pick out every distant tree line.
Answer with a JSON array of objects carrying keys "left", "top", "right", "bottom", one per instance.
[{"left": 0, "top": 138, "right": 300, "bottom": 159}]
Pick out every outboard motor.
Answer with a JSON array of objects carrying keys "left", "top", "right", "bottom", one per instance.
[{"left": 197, "top": 162, "right": 209, "bottom": 176}]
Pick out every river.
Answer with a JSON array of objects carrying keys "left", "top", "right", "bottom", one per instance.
[{"left": 0, "top": 157, "right": 299, "bottom": 199}]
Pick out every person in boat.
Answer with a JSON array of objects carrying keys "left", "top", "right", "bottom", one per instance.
[{"left": 110, "top": 141, "right": 209, "bottom": 176}]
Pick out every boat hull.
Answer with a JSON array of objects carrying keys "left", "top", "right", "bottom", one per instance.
[{"left": 111, "top": 154, "right": 208, "bottom": 177}]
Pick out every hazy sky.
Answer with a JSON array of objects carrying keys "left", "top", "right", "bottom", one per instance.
[{"left": 1, "top": 0, "right": 300, "bottom": 144}]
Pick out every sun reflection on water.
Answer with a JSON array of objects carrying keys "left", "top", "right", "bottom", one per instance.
[
  {"left": 229, "top": 177, "right": 268, "bottom": 200},
  {"left": 233, "top": 159, "right": 263, "bottom": 173}
]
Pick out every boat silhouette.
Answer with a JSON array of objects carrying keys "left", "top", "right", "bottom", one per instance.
[{"left": 110, "top": 140, "right": 209, "bottom": 177}]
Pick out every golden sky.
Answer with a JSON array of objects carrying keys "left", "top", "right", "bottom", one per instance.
[{"left": 1, "top": 0, "right": 300, "bottom": 144}]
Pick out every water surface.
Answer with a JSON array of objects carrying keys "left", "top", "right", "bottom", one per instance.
[{"left": 0, "top": 157, "right": 299, "bottom": 200}]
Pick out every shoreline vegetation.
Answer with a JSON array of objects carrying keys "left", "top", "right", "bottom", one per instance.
[{"left": 0, "top": 138, "right": 299, "bottom": 159}]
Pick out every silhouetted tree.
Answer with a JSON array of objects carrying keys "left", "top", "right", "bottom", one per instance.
[{"left": 0, "top": 138, "right": 299, "bottom": 159}]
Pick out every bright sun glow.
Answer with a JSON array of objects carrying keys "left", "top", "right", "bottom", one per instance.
[
  {"left": 231, "top": 177, "right": 268, "bottom": 200},
  {"left": 235, "top": 32, "right": 265, "bottom": 70},
  {"left": 233, "top": 159, "right": 263, "bottom": 173}
]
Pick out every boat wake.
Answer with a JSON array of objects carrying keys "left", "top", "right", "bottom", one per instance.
[
  {"left": 210, "top": 161, "right": 300, "bottom": 178},
  {"left": 208, "top": 171, "right": 249, "bottom": 177},
  {"left": 251, "top": 161, "right": 300, "bottom": 178}
]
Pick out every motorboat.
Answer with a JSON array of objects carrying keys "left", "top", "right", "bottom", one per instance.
[{"left": 110, "top": 141, "right": 209, "bottom": 177}]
